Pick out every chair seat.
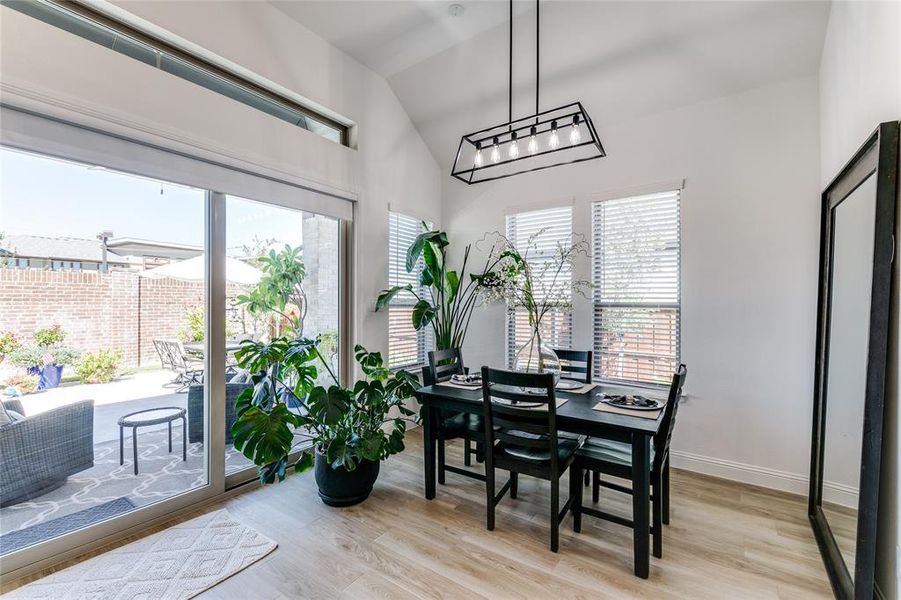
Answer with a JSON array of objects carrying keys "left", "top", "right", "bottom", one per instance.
[
  {"left": 440, "top": 412, "right": 484, "bottom": 437},
  {"left": 499, "top": 431, "right": 585, "bottom": 462},
  {"left": 576, "top": 437, "right": 656, "bottom": 468}
]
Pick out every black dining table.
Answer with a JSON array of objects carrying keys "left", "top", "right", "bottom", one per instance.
[{"left": 414, "top": 382, "right": 664, "bottom": 578}]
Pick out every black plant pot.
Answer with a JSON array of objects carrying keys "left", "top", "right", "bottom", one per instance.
[{"left": 313, "top": 451, "right": 380, "bottom": 507}]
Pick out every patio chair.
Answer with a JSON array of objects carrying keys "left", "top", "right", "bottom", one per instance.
[
  {"left": 162, "top": 340, "right": 204, "bottom": 391},
  {"left": 152, "top": 339, "right": 174, "bottom": 371},
  {"left": 0, "top": 399, "right": 95, "bottom": 507}
]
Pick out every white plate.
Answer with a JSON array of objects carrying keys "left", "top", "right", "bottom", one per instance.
[{"left": 555, "top": 380, "right": 583, "bottom": 391}]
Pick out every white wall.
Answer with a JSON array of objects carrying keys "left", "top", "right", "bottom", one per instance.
[
  {"left": 0, "top": 0, "right": 442, "bottom": 360},
  {"left": 819, "top": 2, "right": 901, "bottom": 597},
  {"left": 443, "top": 76, "right": 822, "bottom": 491}
]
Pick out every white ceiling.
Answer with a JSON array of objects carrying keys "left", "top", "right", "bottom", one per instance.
[
  {"left": 271, "top": 0, "right": 534, "bottom": 77},
  {"left": 273, "top": 1, "right": 831, "bottom": 172}
]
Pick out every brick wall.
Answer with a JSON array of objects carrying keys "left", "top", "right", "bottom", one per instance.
[
  {"left": 0, "top": 268, "right": 212, "bottom": 367},
  {"left": 0, "top": 233, "right": 340, "bottom": 369}
]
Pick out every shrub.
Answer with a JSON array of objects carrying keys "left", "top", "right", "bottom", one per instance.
[
  {"left": 179, "top": 306, "right": 237, "bottom": 342},
  {"left": 0, "top": 332, "right": 21, "bottom": 362},
  {"left": 7, "top": 345, "right": 78, "bottom": 369},
  {"left": 3, "top": 373, "right": 39, "bottom": 395},
  {"left": 75, "top": 350, "right": 123, "bottom": 384},
  {"left": 33, "top": 325, "right": 66, "bottom": 347},
  {"left": 7, "top": 346, "right": 45, "bottom": 369}
]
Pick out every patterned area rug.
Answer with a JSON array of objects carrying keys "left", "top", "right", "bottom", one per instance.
[
  {"left": 0, "top": 429, "right": 251, "bottom": 551},
  {"left": 0, "top": 498, "right": 135, "bottom": 555},
  {"left": 4, "top": 510, "right": 277, "bottom": 600}
]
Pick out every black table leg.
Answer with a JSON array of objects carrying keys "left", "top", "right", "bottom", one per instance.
[
  {"left": 632, "top": 432, "right": 650, "bottom": 578},
  {"left": 132, "top": 426, "right": 139, "bottom": 475},
  {"left": 119, "top": 425, "right": 124, "bottom": 465},
  {"left": 422, "top": 402, "right": 436, "bottom": 500},
  {"left": 181, "top": 416, "right": 187, "bottom": 461},
  {"left": 168, "top": 420, "right": 173, "bottom": 453}
]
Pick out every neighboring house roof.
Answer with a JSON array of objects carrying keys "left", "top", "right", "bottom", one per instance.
[
  {"left": 0, "top": 234, "right": 129, "bottom": 264},
  {"left": 105, "top": 238, "right": 203, "bottom": 261}
]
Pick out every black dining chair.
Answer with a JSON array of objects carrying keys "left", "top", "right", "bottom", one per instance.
[
  {"left": 553, "top": 348, "right": 594, "bottom": 486},
  {"left": 423, "top": 348, "right": 484, "bottom": 484},
  {"left": 569, "top": 364, "right": 687, "bottom": 559},
  {"left": 481, "top": 366, "right": 584, "bottom": 552},
  {"left": 553, "top": 349, "right": 593, "bottom": 384}
]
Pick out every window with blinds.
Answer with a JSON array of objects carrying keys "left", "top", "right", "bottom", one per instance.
[
  {"left": 388, "top": 212, "right": 433, "bottom": 370},
  {"left": 592, "top": 190, "right": 681, "bottom": 386},
  {"left": 505, "top": 206, "right": 574, "bottom": 367}
]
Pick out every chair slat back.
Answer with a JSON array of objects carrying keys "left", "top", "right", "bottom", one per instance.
[
  {"left": 428, "top": 347, "right": 465, "bottom": 383},
  {"left": 654, "top": 364, "right": 687, "bottom": 472},
  {"left": 553, "top": 349, "right": 593, "bottom": 384},
  {"left": 153, "top": 340, "right": 173, "bottom": 369},
  {"left": 481, "top": 367, "right": 560, "bottom": 466},
  {"left": 161, "top": 340, "right": 184, "bottom": 369},
  {"left": 421, "top": 365, "right": 435, "bottom": 387}
]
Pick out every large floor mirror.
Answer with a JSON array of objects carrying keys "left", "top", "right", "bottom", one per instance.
[{"left": 809, "top": 121, "right": 899, "bottom": 599}]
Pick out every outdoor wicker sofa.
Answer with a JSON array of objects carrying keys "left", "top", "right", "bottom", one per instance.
[
  {"left": 0, "top": 399, "right": 95, "bottom": 507},
  {"left": 187, "top": 383, "right": 251, "bottom": 444}
]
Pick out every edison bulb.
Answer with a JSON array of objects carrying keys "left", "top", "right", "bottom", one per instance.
[
  {"left": 509, "top": 133, "right": 520, "bottom": 159},
  {"left": 548, "top": 128, "right": 560, "bottom": 150},
  {"left": 491, "top": 137, "right": 501, "bottom": 163},
  {"left": 570, "top": 123, "right": 581, "bottom": 145},
  {"left": 528, "top": 126, "right": 538, "bottom": 154},
  {"left": 474, "top": 148, "right": 483, "bottom": 167}
]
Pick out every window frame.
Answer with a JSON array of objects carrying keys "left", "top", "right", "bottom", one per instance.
[
  {"left": 0, "top": 108, "right": 354, "bottom": 580},
  {"left": 387, "top": 212, "right": 433, "bottom": 371},
  {"left": 504, "top": 205, "right": 575, "bottom": 368},
  {"left": 591, "top": 190, "right": 682, "bottom": 389},
  {"left": 4, "top": 0, "right": 350, "bottom": 146}
]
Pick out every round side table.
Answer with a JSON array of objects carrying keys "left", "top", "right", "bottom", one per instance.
[{"left": 117, "top": 407, "right": 187, "bottom": 475}]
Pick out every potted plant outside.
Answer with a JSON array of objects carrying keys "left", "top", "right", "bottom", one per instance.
[
  {"left": 231, "top": 336, "right": 417, "bottom": 506},
  {"left": 8, "top": 344, "right": 78, "bottom": 390}
]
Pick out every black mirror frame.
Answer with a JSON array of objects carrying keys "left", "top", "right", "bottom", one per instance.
[{"left": 809, "top": 120, "right": 899, "bottom": 600}]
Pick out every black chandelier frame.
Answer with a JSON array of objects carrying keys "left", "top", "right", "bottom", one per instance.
[{"left": 450, "top": 0, "right": 606, "bottom": 184}]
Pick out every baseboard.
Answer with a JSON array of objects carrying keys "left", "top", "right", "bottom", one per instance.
[{"left": 669, "top": 450, "right": 809, "bottom": 496}]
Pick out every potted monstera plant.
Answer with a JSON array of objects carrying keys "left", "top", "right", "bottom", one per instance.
[{"left": 231, "top": 336, "right": 417, "bottom": 506}]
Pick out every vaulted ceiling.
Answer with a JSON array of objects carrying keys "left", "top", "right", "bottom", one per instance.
[{"left": 273, "top": 1, "right": 831, "bottom": 172}]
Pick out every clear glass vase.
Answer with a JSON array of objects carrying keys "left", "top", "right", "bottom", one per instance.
[{"left": 513, "top": 328, "right": 561, "bottom": 383}]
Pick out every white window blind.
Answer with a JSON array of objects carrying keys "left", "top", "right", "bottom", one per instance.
[
  {"left": 592, "top": 191, "right": 681, "bottom": 386},
  {"left": 505, "top": 206, "right": 574, "bottom": 367},
  {"left": 388, "top": 212, "right": 433, "bottom": 370}
]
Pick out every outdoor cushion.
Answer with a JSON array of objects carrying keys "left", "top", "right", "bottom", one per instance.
[{"left": 0, "top": 403, "right": 12, "bottom": 427}]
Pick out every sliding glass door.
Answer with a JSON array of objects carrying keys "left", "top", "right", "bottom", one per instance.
[
  {"left": 0, "top": 108, "right": 352, "bottom": 577},
  {"left": 222, "top": 196, "right": 342, "bottom": 482},
  {"left": 0, "top": 147, "right": 210, "bottom": 557}
]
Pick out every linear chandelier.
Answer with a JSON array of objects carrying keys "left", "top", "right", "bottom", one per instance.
[{"left": 451, "top": 0, "right": 605, "bottom": 184}]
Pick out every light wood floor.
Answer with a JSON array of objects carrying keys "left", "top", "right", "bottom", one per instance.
[{"left": 4, "top": 429, "right": 832, "bottom": 599}]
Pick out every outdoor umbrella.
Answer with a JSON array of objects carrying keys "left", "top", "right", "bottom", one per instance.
[{"left": 138, "top": 255, "right": 262, "bottom": 285}]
